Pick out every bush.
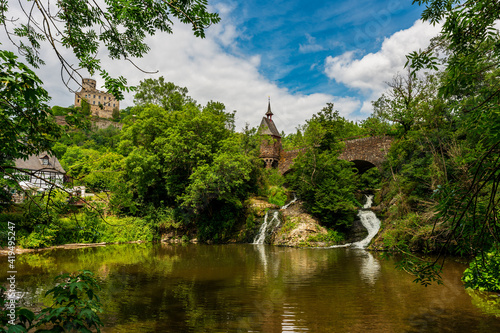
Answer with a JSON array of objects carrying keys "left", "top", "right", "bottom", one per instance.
[
  {"left": 463, "top": 250, "right": 500, "bottom": 292},
  {"left": 267, "top": 186, "right": 287, "bottom": 207},
  {"left": 0, "top": 270, "right": 103, "bottom": 332},
  {"left": 18, "top": 224, "right": 59, "bottom": 249}
]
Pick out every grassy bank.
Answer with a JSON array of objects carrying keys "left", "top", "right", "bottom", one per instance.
[{"left": 0, "top": 212, "right": 154, "bottom": 249}]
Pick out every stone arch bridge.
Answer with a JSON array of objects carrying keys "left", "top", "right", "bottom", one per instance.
[{"left": 278, "top": 136, "right": 393, "bottom": 174}]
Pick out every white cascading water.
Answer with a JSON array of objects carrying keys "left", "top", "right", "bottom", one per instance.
[
  {"left": 253, "top": 210, "right": 280, "bottom": 244},
  {"left": 352, "top": 195, "right": 380, "bottom": 248},
  {"left": 280, "top": 193, "right": 297, "bottom": 210},
  {"left": 328, "top": 194, "right": 380, "bottom": 249},
  {"left": 253, "top": 195, "right": 297, "bottom": 245}
]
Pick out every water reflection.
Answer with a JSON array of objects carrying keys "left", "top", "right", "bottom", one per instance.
[
  {"left": 255, "top": 244, "right": 269, "bottom": 272},
  {"left": 1, "top": 243, "right": 499, "bottom": 332},
  {"left": 357, "top": 249, "right": 381, "bottom": 286},
  {"left": 282, "top": 303, "right": 309, "bottom": 332}
]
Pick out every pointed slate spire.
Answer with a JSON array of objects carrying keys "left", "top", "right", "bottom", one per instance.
[{"left": 266, "top": 97, "right": 273, "bottom": 120}]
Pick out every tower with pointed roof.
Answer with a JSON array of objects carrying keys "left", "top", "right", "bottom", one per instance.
[{"left": 259, "top": 99, "right": 282, "bottom": 168}]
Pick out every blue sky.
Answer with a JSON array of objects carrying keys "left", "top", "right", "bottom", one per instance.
[
  {"left": 224, "top": 0, "right": 422, "bottom": 95},
  {"left": 2, "top": 0, "right": 441, "bottom": 133}
]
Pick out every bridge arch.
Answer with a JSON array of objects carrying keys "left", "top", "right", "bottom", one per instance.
[
  {"left": 351, "top": 160, "right": 377, "bottom": 174},
  {"left": 338, "top": 136, "right": 393, "bottom": 172},
  {"left": 275, "top": 136, "right": 393, "bottom": 174}
]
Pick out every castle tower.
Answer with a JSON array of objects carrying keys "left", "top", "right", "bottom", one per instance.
[
  {"left": 259, "top": 99, "right": 282, "bottom": 168},
  {"left": 74, "top": 78, "right": 119, "bottom": 118}
]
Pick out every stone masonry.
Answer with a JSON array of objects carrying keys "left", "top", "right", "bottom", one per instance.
[
  {"left": 338, "top": 136, "right": 393, "bottom": 171},
  {"left": 258, "top": 103, "right": 393, "bottom": 173},
  {"left": 74, "top": 78, "right": 119, "bottom": 119}
]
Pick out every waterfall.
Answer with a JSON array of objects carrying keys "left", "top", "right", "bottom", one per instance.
[
  {"left": 253, "top": 194, "right": 297, "bottom": 245},
  {"left": 253, "top": 210, "right": 280, "bottom": 244},
  {"left": 328, "top": 194, "right": 380, "bottom": 249},
  {"left": 352, "top": 195, "right": 380, "bottom": 248},
  {"left": 281, "top": 193, "right": 297, "bottom": 210}
]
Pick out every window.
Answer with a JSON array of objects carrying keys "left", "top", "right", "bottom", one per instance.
[{"left": 41, "top": 157, "right": 49, "bottom": 165}]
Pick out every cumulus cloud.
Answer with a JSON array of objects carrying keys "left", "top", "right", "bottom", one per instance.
[
  {"left": 2, "top": 2, "right": 442, "bottom": 133},
  {"left": 89, "top": 17, "right": 352, "bottom": 133},
  {"left": 324, "top": 20, "right": 441, "bottom": 114}
]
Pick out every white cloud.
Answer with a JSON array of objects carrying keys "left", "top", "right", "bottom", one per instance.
[
  {"left": 299, "top": 34, "right": 325, "bottom": 53},
  {"left": 324, "top": 20, "right": 441, "bottom": 114},
  {"left": 1, "top": 2, "right": 441, "bottom": 133},
  {"left": 88, "top": 19, "right": 354, "bottom": 133}
]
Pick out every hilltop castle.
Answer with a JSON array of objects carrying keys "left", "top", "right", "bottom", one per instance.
[{"left": 74, "top": 78, "right": 119, "bottom": 118}]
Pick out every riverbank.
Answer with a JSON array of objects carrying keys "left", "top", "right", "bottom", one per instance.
[
  {"left": 0, "top": 240, "right": 147, "bottom": 255},
  {"left": 1, "top": 196, "right": 379, "bottom": 252}
]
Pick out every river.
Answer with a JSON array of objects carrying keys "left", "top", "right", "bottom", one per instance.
[{"left": 2, "top": 243, "right": 500, "bottom": 332}]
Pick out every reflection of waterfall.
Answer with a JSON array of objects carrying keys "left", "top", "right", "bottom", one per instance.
[
  {"left": 328, "top": 194, "right": 381, "bottom": 249},
  {"left": 358, "top": 250, "right": 381, "bottom": 285},
  {"left": 253, "top": 210, "right": 280, "bottom": 244},
  {"left": 352, "top": 195, "right": 381, "bottom": 248},
  {"left": 282, "top": 303, "right": 309, "bottom": 332},
  {"left": 255, "top": 244, "right": 268, "bottom": 270}
]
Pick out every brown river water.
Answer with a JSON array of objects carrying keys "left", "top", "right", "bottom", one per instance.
[{"left": 2, "top": 243, "right": 500, "bottom": 332}]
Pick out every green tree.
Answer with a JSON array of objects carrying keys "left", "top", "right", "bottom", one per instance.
[
  {"left": 0, "top": 0, "right": 220, "bottom": 97},
  {"left": 380, "top": 0, "right": 500, "bottom": 288},
  {"left": 287, "top": 105, "right": 359, "bottom": 230},
  {"left": 0, "top": 50, "right": 63, "bottom": 210},
  {"left": 134, "top": 77, "right": 195, "bottom": 110},
  {"left": 118, "top": 95, "right": 256, "bottom": 240},
  {"left": 372, "top": 70, "right": 440, "bottom": 134}
]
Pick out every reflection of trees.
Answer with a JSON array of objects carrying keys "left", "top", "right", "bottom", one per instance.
[{"left": 3, "top": 244, "right": 499, "bottom": 332}]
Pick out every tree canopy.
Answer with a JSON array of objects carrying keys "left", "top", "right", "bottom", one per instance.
[{"left": 0, "top": 0, "right": 220, "bottom": 97}]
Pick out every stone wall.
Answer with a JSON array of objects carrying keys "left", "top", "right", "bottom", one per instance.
[
  {"left": 273, "top": 136, "right": 393, "bottom": 174},
  {"left": 338, "top": 136, "right": 393, "bottom": 169},
  {"left": 278, "top": 148, "right": 304, "bottom": 174},
  {"left": 54, "top": 116, "right": 122, "bottom": 130},
  {"left": 92, "top": 118, "right": 123, "bottom": 130}
]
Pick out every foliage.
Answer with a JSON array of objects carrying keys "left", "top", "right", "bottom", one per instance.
[
  {"left": 356, "top": 167, "right": 381, "bottom": 192},
  {"left": 372, "top": 70, "right": 440, "bottom": 134},
  {"left": 359, "top": 115, "right": 393, "bottom": 137},
  {"left": 117, "top": 90, "right": 257, "bottom": 240},
  {"left": 134, "top": 77, "right": 195, "bottom": 110},
  {"left": 0, "top": 50, "right": 62, "bottom": 209},
  {"left": 0, "top": 0, "right": 220, "bottom": 96},
  {"left": 287, "top": 105, "right": 359, "bottom": 229},
  {"left": 51, "top": 106, "right": 72, "bottom": 116},
  {"left": 307, "top": 229, "right": 344, "bottom": 245},
  {"left": 266, "top": 186, "right": 287, "bottom": 207},
  {"left": 36, "top": 270, "right": 103, "bottom": 332},
  {"left": 463, "top": 250, "right": 500, "bottom": 292},
  {"left": 0, "top": 50, "right": 61, "bottom": 161},
  {"left": 0, "top": 271, "right": 102, "bottom": 333},
  {"left": 398, "top": 0, "right": 500, "bottom": 287}
]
